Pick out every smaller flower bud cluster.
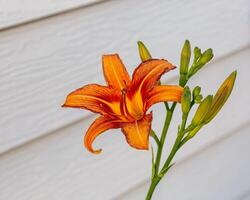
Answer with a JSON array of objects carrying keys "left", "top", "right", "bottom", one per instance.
[
  {"left": 179, "top": 40, "right": 214, "bottom": 86},
  {"left": 176, "top": 39, "right": 236, "bottom": 144},
  {"left": 180, "top": 71, "right": 236, "bottom": 141}
]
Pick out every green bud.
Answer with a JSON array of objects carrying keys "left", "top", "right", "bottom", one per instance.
[
  {"left": 193, "top": 86, "right": 201, "bottom": 96},
  {"left": 137, "top": 41, "right": 152, "bottom": 62},
  {"left": 193, "top": 47, "right": 201, "bottom": 63},
  {"left": 188, "top": 48, "right": 214, "bottom": 77},
  {"left": 192, "top": 86, "right": 203, "bottom": 104},
  {"left": 179, "top": 40, "right": 191, "bottom": 86},
  {"left": 194, "top": 94, "right": 203, "bottom": 104},
  {"left": 181, "top": 86, "right": 191, "bottom": 113},
  {"left": 180, "top": 40, "right": 191, "bottom": 75},
  {"left": 204, "top": 71, "right": 237, "bottom": 123},
  {"left": 196, "top": 48, "right": 213, "bottom": 67},
  {"left": 191, "top": 95, "right": 213, "bottom": 126}
]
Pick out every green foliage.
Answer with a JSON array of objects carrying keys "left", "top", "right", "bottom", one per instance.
[{"left": 138, "top": 40, "right": 236, "bottom": 200}]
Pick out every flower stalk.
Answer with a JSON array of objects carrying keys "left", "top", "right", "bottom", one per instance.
[{"left": 140, "top": 40, "right": 236, "bottom": 200}]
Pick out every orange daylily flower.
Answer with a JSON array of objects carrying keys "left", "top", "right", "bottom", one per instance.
[{"left": 63, "top": 54, "right": 183, "bottom": 154}]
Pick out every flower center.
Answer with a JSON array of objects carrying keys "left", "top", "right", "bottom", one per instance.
[{"left": 121, "top": 89, "right": 144, "bottom": 121}]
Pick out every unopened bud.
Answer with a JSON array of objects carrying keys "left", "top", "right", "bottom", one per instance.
[
  {"left": 189, "top": 48, "right": 214, "bottom": 77},
  {"left": 204, "top": 71, "right": 237, "bottom": 123},
  {"left": 193, "top": 86, "right": 201, "bottom": 96},
  {"left": 191, "top": 95, "right": 213, "bottom": 126},
  {"left": 179, "top": 40, "right": 191, "bottom": 86},
  {"left": 192, "top": 86, "right": 203, "bottom": 104},
  {"left": 180, "top": 40, "right": 191, "bottom": 75},
  {"left": 194, "top": 95, "right": 203, "bottom": 104},
  {"left": 196, "top": 48, "right": 213, "bottom": 67},
  {"left": 181, "top": 86, "right": 191, "bottom": 114},
  {"left": 193, "top": 47, "right": 201, "bottom": 63},
  {"left": 137, "top": 41, "right": 152, "bottom": 62}
]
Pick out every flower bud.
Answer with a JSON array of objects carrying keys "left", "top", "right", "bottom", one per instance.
[
  {"left": 194, "top": 94, "right": 203, "bottom": 104},
  {"left": 193, "top": 47, "right": 201, "bottom": 63},
  {"left": 192, "top": 86, "right": 203, "bottom": 104},
  {"left": 180, "top": 40, "right": 191, "bottom": 75},
  {"left": 137, "top": 41, "right": 152, "bottom": 62},
  {"left": 181, "top": 86, "right": 191, "bottom": 114},
  {"left": 204, "top": 71, "right": 237, "bottom": 123},
  {"left": 189, "top": 48, "right": 213, "bottom": 77},
  {"left": 191, "top": 95, "right": 213, "bottom": 126},
  {"left": 193, "top": 86, "right": 201, "bottom": 96},
  {"left": 196, "top": 48, "right": 213, "bottom": 67},
  {"left": 179, "top": 40, "right": 191, "bottom": 86}
]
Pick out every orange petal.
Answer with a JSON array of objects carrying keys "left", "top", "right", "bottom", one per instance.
[
  {"left": 146, "top": 85, "right": 183, "bottom": 110},
  {"left": 102, "top": 54, "right": 131, "bottom": 90},
  {"left": 121, "top": 113, "right": 152, "bottom": 150},
  {"left": 63, "top": 84, "right": 122, "bottom": 117},
  {"left": 84, "top": 116, "right": 121, "bottom": 154},
  {"left": 129, "top": 59, "right": 175, "bottom": 95}
]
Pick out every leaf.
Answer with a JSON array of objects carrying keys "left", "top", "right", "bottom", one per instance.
[{"left": 159, "top": 163, "right": 175, "bottom": 178}]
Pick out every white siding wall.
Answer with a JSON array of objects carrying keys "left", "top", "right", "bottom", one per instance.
[
  {"left": 0, "top": 0, "right": 105, "bottom": 30},
  {"left": 0, "top": 0, "right": 249, "bottom": 199}
]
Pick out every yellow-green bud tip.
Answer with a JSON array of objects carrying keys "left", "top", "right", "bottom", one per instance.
[{"left": 137, "top": 41, "right": 152, "bottom": 62}]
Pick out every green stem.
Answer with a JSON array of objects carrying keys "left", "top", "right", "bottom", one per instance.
[
  {"left": 146, "top": 103, "right": 176, "bottom": 200},
  {"left": 145, "top": 176, "right": 161, "bottom": 200},
  {"left": 179, "top": 135, "right": 190, "bottom": 148},
  {"left": 146, "top": 82, "right": 191, "bottom": 199},
  {"left": 160, "top": 135, "right": 181, "bottom": 176},
  {"left": 160, "top": 112, "right": 189, "bottom": 175},
  {"left": 164, "top": 102, "right": 170, "bottom": 111},
  {"left": 154, "top": 103, "right": 176, "bottom": 173}
]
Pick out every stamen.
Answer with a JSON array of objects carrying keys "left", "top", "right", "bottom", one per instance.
[
  {"left": 123, "top": 79, "right": 128, "bottom": 88},
  {"left": 120, "top": 88, "right": 134, "bottom": 122}
]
